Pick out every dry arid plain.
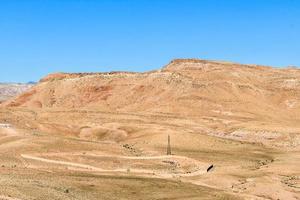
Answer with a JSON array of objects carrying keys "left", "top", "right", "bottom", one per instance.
[{"left": 0, "top": 59, "right": 299, "bottom": 200}]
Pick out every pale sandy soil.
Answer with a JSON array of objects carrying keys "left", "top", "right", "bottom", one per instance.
[{"left": 0, "top": 109, "right": 299, "bottom": 200}]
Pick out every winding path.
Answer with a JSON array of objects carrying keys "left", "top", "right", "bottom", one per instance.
[{"left": 21, "top": 154, "right": 207, "bottom": 178}]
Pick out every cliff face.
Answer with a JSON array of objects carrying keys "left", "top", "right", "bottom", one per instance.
[{"left": 3, "top": 59, "right": 300, "bottom": 121}]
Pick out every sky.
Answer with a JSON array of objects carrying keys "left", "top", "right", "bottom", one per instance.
[{"left": 0, "top": 0, "right": 299, "bottom": 82}]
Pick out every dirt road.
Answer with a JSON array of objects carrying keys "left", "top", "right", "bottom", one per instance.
[{"left": 21, "top": 154, "right": 207, "bottom": 177}]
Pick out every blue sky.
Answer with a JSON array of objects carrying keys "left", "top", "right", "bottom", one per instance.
[{"left": 0, "top": 0, "right": 299, "bottom": 82}]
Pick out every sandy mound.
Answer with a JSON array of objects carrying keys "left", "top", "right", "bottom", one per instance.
[{"left": 79, "top": 126, "right": 128, "bottom": 142}]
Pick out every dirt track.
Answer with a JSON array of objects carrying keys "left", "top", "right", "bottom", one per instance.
[
  {"left": 21, "top": 153, "right": 208, "bottom": 178},
  {"left": 0, "top": 195, "right": 22, "bottom": 200}
]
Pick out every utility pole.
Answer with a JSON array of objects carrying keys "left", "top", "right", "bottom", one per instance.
[{"left": 167, "top": 135, "right": 171, "bottom": 155}]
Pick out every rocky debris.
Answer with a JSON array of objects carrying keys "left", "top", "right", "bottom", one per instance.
[
  {"left": 254, "top": 159, "right": 274, "bottom": 170},
  {"left": 39, "top": 72, "right": 139, "bottom": 82},
  {"left": 162, "top": 160, "right": 179, "bottom": 168},
  {"left": 231, "top": 179, "right": 255, "bottom": 193},
  {"left": 281, "top": 175, "right": 300, "bottom": 189},
  {"left": 122, "top": 144, "right": 139, "bottom": 155}
]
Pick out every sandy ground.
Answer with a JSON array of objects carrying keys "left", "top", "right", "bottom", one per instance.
[{"left": 0, "top": 108, "right": 298, "bottom": 200}]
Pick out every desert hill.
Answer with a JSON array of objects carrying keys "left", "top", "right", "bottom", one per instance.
[
  {"left": 4, "top": 59, "right": 300, "bottom": 126},
  {"left": 3, "top": 59, "right": 300, "bottom": 149},
  {"left": 0, "top": 59, "right": 299, "bottom": 200}
]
